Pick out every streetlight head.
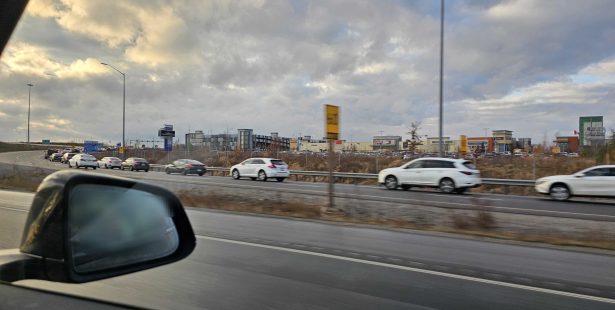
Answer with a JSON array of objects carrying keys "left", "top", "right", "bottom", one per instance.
[
  {"left": 100, "top": 62, "right": 108, "bottom": 65},
  {"left": 27, "top": 83, "right": 33, "bottom": 87}
]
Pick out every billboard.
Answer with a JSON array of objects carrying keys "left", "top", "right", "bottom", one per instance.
[
  {"left": 83, "top": 140, "right": 99, "bottom": 153},
  {"left": 579, "top": 116, "right": 604, "bottom": 146},
  {"left": 164, "top": 138, "right": 173, "bottom": 152}
]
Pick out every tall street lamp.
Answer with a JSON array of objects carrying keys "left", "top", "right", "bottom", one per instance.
[
  {"left": 26, "top": 83, "right": 34, "bottom": 144},
  {"left": 438, "top": 0, "right": 445, "bottom": 157},
  {"left": 101, "top": 62, "right": 126, "bottom": 159}
]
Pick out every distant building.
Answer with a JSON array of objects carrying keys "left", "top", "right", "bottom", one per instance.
[
  {"left": 554, "top": 136, "right": 579, "bottom": 153},
  {"left": 237, "top": 129, "right": 254, "bottom": 151},
  {"left": 492, "top": 130, "right": 513, "bottom": 153},
  {"left": 372, "top": 136, "right": 402, "bottom": 152},
  {"left": 579, "top": 116, "right": 605, "bottom": 146},
  {"left": 515, "top": 138, "right": 532, "bottom": 153},
  {"left": 417, "top": 137, "right": 458, "bottom": 154},
  {"left": 467, "top": 137, "right": 495, "bottom": 154}
]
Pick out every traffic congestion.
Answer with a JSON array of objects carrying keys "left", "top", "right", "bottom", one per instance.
[{"left": 41, "top": 148, "right": 615, "bottom": 201}]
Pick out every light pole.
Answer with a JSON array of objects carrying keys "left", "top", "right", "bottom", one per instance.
[
  {"left": 438, "top": 0, "right": 445, "bottom": 157},
  {"left": 101, "top": 62, "right": 126, "bottom": 159},
  {"left": 26, "top": 83, "right": 34, "bottom": 144}
]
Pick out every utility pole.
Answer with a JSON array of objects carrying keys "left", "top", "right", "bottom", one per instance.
[
  {"left": 438, "top": 0, "right": 445, "bottom": 157},
  {"left": 26, "top": 83, "right": 34, "bottom": 144}
]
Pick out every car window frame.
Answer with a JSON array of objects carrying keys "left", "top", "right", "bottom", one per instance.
[
  {"left": 405, "top": 160, "right": 423, "bottom": 169},
  {"left": 584, "top": 168, "right": 610, "bottom": 177}
]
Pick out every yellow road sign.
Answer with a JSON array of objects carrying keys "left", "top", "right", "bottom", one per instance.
[
  {"left": 325, "top": 104, "right": 340, "bottom": 140},
  {"left": 119, "top": 146, "right": 124, "bottom": 154},
  {"left": 460, "top": 135, "right": 468, "bottom": 154}
]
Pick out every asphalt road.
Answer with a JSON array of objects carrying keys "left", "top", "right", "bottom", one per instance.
[
  {"left": 3, "top": 151, "right": 615, "bottom": 220},
  {"left": 1, "top": 189, "right": 615, "bottom": 309}
]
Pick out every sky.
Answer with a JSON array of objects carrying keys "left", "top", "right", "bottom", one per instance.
[{"left": 1, "top": 0, "right": 614, "bottom": 145}]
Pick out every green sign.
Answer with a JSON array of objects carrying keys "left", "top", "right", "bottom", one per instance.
[{"left": 42, "top": 139, "right": 50, "bottom": 144}]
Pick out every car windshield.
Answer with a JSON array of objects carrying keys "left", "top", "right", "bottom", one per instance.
[{"left": 2, "top": 1, "right": 615, "bottom": 310}]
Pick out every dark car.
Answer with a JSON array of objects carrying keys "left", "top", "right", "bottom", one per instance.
[
  {"left": 44, "top": 149, "right": 57, "bottom": 159},
  {"left": 121, "top": 157, "right": 150, "bottom": 172},
  {"left": 50, "top": 152, "right": 63, "bottom": 162},
  {"left": 165, "top": 159, "right": 206, "bottom": 176}
]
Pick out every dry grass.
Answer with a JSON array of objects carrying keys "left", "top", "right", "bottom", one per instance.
[
  {"left": 0, "top": 142, "right": 50, "bottom": 153},
  {"left": 176, "top": 190, "right": 615, "bottom": 251},
  {"left": 0, "top": 166, "right": 48, "bottom": 192}
]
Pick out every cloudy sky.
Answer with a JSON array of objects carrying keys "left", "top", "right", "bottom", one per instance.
[{"left": 1, "top": 0, "right": 614, "bottom": 145}]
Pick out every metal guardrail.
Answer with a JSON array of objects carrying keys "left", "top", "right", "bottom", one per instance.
[{"left": 149, "top": 165, "right": 536, "bottom": 186}]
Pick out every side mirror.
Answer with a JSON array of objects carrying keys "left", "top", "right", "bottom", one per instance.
[{"left": 0, "top": 170, "right": 195, "bottom": 283}]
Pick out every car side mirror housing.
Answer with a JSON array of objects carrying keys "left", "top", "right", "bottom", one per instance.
[{"left": 0, "top": 170, "right": 195, "bottom": 283}]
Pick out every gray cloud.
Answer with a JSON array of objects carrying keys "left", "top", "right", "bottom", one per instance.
[{"left": 0, "top": 0, "right": 614, "bottom": 145}]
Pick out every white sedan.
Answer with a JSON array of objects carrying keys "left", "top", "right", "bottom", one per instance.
[
  {"left": 230, "top": 158, "right": 289, "bottom": 182},
  {"left": 535, "top": 165, "right": 615, "bottom": 201},
  {"left": 98, "top": 156, "right": 122, "bottom": 169},
  {"left": 68, "top": 154, "right": 98, "bottom": 169}
]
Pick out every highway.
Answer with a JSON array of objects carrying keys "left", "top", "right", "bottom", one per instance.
[
  {"left": 1, "top": 189, "right": 615, "bottom": 309},
  {"left": 3, "top": 151, "right": 615, "bottom": 220}
]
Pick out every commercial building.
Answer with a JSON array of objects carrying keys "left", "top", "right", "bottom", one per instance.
[
  {"left": 467, "top": 137, "right": 495, "bottom": 154},
  {"left": 515, "top": 138, "right": 532, "bottom": 153},
  {"left": 186, "top": 131, "right": 237, "bottom": 150},
  {"left": 579, "top": 116, "right": 605, "bottom": 146},
  {"left": 372, "top": 136, "right": 402, "bottom": 152},
  {"left": 417, "top": 137, "right": 458, "bottom": 154},
  {"left": 492, "top": 130, "right": 513, "bottom": 153},
  {"left": 554, "top": 136, "right": 579, "bottom": 153}
]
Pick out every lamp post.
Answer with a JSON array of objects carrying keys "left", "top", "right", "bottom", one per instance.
[
  {"left": 438, "top": 0, "right": 445, "bottom": 157},
  {"left": 26, "top": 83, "right": 34, "bottom": 144},
  {"left": 101, "top": 62, "right": 126, "bottom": 159}
]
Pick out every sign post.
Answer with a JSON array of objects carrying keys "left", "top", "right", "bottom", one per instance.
[{"left": 325, "top": 104, "right": 340, "bottom": 210}]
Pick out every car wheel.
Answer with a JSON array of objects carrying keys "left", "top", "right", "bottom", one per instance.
[
  {"left": 549, "top": 184, "right": 570, "bottom": 201},
  {"left": 105, "top": 164, "right": 108, "bottom": 169},
  {"left": 232, "top": 169, "right": 240, "bottom": 179},
  {"left": 145, "top": 169, "right": 149, "bottom": 172},
  {"left": 401, "top": 184, "right": 411, "bottom": 191},
  {"left": 198, "top": 172, "right": 204, "bottom": 176},
  {"left": 93, "top": 167, "right": 96, "bottom": 170},
  {"left": 68, "top": 162, "right": 72, "bottom": 168},
  {"left": 439, "top": 178, "right": 455, "bottom": 194},
  {"left": 384, "top": 175, "right": 398, "bottom": 190},
  {"left": 130, "top": 166, "right": 134, "bottom": 171},
  {"left": 182, "top": 169, "right": 188, "bottom": 175},
  {"left": 276, "top": 177, "right": 285, "bottom": 182},
  {"left": 166, "top": 168, "right": 171, "bottom": 174},
  {"left": 257, "top": 170, "right": 268, "bottom": 181}
]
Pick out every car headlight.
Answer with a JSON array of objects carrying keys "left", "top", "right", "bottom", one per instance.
[{"left": 535, "top": 179, "right": 547, "bottom": 186}]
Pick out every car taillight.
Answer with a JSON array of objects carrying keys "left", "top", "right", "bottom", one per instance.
[
  {"left": 268, "top": 164, "right": 276, "bottom": 168},
  {"left": 186, "top": 164, "right": 192, "bottom": 168},
  {"left": 460, "top": 171, "right": 473, "bottom": 175}
]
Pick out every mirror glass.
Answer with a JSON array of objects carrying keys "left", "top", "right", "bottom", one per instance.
[{"left": 68, "top": 184, "right": 179, "bottom": 273}]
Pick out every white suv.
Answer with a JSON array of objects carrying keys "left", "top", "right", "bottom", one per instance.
[
  {"left": 231, "top": 158, "right": 290, "bottom": 182},
  {"left": 378, "top": 157, "right": 482, "bottom": 193},
  {"left": 68, "top": 154, "right": 98, "bottom": 169},
  {"left": 535, "top": 165, "right": 615, "bottom": 201}
]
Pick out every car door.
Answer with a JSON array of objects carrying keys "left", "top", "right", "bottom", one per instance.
[
  {"left": 417, "top": 160, "right": 441, "bottom": 186},
  {"left": 172, "top": 160, "right": 183, "bottom": 173},
  {"left": 238, "top": 159, "right": 253, "bottom": 175},
  {"left": 399, "top": 160, "right": 424, "bottom": 185},
  {"left": 250, "top": 159, "right": 266, "bottom": 176},
  {"left": 575, "top": 168, "right": 611, "bottom": 196}
]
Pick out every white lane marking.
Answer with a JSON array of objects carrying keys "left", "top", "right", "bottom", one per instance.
[
  {"left": 197, "top": 235, "right": 615, "bottom": 304},
  {"left": 0, "top": 206, "right": 29, "bottom": 213}
]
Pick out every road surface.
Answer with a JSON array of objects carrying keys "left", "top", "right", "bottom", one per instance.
[{"left": 1, "top": 189, "right": 614, "bottom": 309}]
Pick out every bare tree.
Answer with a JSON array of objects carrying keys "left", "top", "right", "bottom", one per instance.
[{"left": 406, "top": 121, "right": 422, "bottom": 153}]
